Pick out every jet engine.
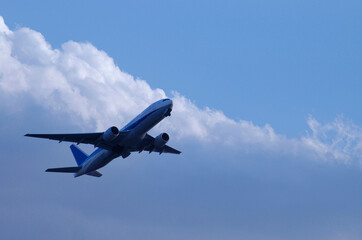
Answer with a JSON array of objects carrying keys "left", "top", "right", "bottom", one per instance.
[
  {"left": 154, "top": 133, "right": 169, "bottom": 148},
  {"left": 102, "top": 126, "right": 119, "bottom": 142}
]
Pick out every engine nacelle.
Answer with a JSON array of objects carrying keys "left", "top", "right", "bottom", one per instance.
[
  {"left": 154, "top": 133, "right": 169, "bottom": 149},
  {"left": 102, "top": 126, "right": 119, "bottom": 142}
]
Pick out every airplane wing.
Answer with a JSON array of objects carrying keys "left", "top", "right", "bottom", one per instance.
[
  {"left": 25, "top": 133, "right": 103, "bottom": 144},
  {"left": 25, "top": 132, "right": 181, "bottom": 154},
  {"left": 152, "top": 144, "right": 182, "bottom": 154},
  {"left": 24, "top": 131, "right": 130, "bottom": 151},
  {"left": 133, "top": 134, "right": 181, "bottom": 154}
]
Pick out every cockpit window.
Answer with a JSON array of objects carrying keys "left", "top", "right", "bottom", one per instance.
[{"left": 162, "top": 99, "right": 169, "bottom": 102}]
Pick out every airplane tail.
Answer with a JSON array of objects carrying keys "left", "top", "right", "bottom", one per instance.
[
  {"left": 70, "top": 144, "right": 89, "bottom": 166},
  {"left": 45, "top": 145, "right": 102, "bottom": 177}
]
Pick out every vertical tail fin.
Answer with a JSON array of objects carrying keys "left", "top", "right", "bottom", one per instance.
[{"left": 70, "top": 144, "right": 89, "bottom": 166}]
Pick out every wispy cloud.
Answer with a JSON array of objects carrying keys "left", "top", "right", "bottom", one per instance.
[
  {"left": 302, "top": 115, "right": 362, "bottom": 164},
  {"left": 0, "top": 16, "right": 361, "bottom": 165}
]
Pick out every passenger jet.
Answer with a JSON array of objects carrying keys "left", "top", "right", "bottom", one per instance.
[{"left": 25, "top": 98, "right": 181, "bottom": 177}]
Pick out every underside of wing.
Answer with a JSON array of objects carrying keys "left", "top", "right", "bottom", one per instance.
[
  {"left": 160, "top": 145, "right": 182, "bottom": 154},
  {"left": 132, "top": 134, "right": 181, "bottom": 154},
  {"left": 25, "top": 133, "right": 103, "bottom": 144},
  {"left": 25, "top": 131, "right": 130, "bottom": 151}
]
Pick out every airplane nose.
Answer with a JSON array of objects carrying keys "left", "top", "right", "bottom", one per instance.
[
  {"left": 162, "top": 98, "right": 173, "bottom": 108},
  {"left": 162, "top": 99, "right": 173, "bottom": 117}
]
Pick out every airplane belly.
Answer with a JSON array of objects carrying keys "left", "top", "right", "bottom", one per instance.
[
  {"left": 120, "top": 110, "right": 164, "bottom": 147},
  {"left": 84, "top": 150, "right": 117, "bottom": 173}
]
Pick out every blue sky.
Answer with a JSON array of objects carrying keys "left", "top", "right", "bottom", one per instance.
[
  {"left": 0, "top": 1, "right": 361, "bottom": 239},
  {"left": 2, "top": 0, "right": 361, "bottom": 136}
]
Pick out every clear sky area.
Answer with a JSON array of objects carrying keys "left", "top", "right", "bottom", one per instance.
[
  {"left": 2, "top": 0, "right": 361, "bottom": 136},
  {"left": 0, "top": 1, "right": 361, "bottom": 239}
]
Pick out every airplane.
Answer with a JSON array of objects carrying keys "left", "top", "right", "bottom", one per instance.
[{"left": 25, "top": 98, "right": 181, "bottom": 178}]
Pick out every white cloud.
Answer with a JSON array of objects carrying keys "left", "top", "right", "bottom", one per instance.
[
  {"left": 0, "top": 16, "right": 361, "bottom": 165},
  {"left": 302, "top": 116, "right": 362, "bottom": 164}
]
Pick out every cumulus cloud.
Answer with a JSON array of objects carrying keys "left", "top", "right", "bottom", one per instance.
[{"left": 0, "top": 16, "right": 361, "bottom": 165}]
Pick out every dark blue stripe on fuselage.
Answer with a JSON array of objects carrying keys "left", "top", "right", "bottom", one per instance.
[{"left": 121, "top": 109, "right": 158, "bottom": 131}]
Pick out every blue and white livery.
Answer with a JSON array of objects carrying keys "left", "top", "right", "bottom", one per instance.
[{"left": 25, "top": 99, "right": 181, "bottom": 178}]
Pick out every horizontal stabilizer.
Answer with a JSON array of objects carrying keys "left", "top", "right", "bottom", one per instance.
[
  {"left": 86, "top": 171, "right": 102, "bottom": 177},
  {"left": 46, "top": 167, "right": 81, "bottom": 173}
]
